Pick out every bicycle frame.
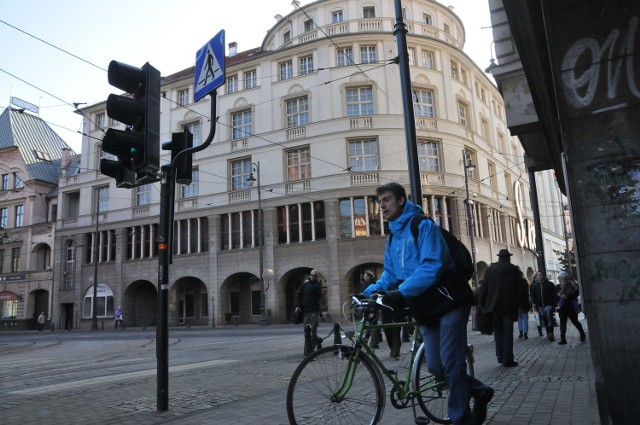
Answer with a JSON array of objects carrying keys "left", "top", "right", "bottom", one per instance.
[{"left": 333, "top": 304, "right": 423, "bottom": 403}]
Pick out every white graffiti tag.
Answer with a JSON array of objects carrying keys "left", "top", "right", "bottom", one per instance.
[{"left": 561, "top": 16, "right": 639, "bottom": 109}]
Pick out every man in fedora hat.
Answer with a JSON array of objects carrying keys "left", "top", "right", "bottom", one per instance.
[{"left": 478, "top": 249, "right": 530, "bottom": 367}]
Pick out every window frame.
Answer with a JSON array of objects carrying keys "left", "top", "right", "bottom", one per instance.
[
  {"left": 413, "top": 88, "right": 435, "bottom": 117},
  {"left": 244, "top": 69, "right": 257, "bottom": 90},
  {"left": 286, "top": 147, "right": 311, "bottom": 181},
  {"left": 230, "top": 158, "right": 252, "bottom": 191},
  {"left": 348, "top": 139, "right": 379, "bottom": 172},
  {"left": 231, "top": 109, "right": 253, "bottom": 140},
  {"left": 360, "top": 45, "right": 377, "bottom": 64},
  {"left": 226, "top": 75, "right": 239, "bottom": 94},
  {"left": 337, "top": 47, "right": 353, "bottom": 67},
  {"left": 279, "top": 60, "right": 293, "bottom": 81},
  {"left": 417, "top": 139, "right": 441, "bottom": 172},
  {"left": 285, "top": 96, "right": 310, "bottom": 128},
  {"left": 299, "top": 55, "right": 314, "bottom": 75},
  {"left": 346, "top": 86, "right": 374, "bottom": 117}
]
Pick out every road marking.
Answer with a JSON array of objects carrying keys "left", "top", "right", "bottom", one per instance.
[{"left": 10, "top": 359, "right": 236, "bottom": 395}]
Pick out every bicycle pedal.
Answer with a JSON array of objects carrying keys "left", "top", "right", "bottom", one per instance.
[{"left": 414, "top": 417, "right": 430, "bottom": 424}]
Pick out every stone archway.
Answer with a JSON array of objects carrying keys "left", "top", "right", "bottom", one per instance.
[
  {"left": 123, "top": 280, "right": 157, "bottom": 327},
  {"left": 170, "top": 277, "right": 208, "bottom": 327}
]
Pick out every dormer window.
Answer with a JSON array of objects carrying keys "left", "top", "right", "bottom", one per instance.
[
  {"left": 304, "top": 19, "right": 314, "bottom": 32},
  {"left": 284, "top": 30, "right": 291, "bottom": 44}
]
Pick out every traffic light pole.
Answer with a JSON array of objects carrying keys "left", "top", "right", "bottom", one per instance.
[{"left": 156, "top": 90, "right": 217, "bottom": 412}]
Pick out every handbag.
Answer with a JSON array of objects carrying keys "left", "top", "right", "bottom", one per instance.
[{"left": 291, "top": 309, "right": 304, "bottom": 324}]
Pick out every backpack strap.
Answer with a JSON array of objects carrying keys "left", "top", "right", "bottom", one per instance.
[{"left": 388, "top": 214, "right": 429, "bottom": 245}]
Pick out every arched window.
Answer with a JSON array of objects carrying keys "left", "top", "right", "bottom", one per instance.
[{"left": 83, "top": 284, "right": 114, "bottom": 318}]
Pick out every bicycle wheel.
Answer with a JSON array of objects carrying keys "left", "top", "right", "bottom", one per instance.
[
  {"left": 413, "top": 344, "right": 475, "bottom": 424},
  {"left": 286, "top": 345, "right": 385, "bottom": 424}
]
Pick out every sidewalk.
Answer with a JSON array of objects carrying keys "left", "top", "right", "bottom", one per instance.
[{"left": 467, "top": 313, "right": 599, "bottom": 424}]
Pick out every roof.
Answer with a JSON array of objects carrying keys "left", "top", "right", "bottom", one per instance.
[{"left": 0, "top": 107, "right": 75, "bottom": 184}]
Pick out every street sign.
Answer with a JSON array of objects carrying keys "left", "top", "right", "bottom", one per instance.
[{"left": 194, "top": 30, "right": 225, "bottom": 102}]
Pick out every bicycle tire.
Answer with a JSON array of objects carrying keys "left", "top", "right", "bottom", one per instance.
[
  {"left": 286, "top": 345, "right": 385, "bottom": 425},
  {"left": 413, "top": 345, "right": 475, "bottom": 424}
]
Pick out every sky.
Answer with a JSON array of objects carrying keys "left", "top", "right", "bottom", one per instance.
[{"left": 0, "top": 0, "right": 493, "bottom": 154}]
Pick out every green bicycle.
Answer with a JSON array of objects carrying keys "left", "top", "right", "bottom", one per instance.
[{"left": 286, "top": 295, "right": 475, "bottom": 425}]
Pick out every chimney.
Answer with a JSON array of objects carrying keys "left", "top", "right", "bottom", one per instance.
[
  {"left": 228, "top": 42, "right": 238, "bottom": 57},
  {"left": 61, "top": 148, "right": 71, "bottom": 176}
]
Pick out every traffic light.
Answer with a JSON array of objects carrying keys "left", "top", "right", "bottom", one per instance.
[
  {"left": 163, "top": 129, "right": 193, "bottom": 185},
  {"left": 100, "top": 60, "right": 160, "bottom": 187}
]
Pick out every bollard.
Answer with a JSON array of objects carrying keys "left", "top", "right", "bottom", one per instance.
[
  {"left": 333, "top": 322, "right": 342, "bottom": 345},
  {"left": 50, "top": 322, "right": 55, "bottom": 332},
  {"left": 101, "top": 321, "right": 104, "bottom": 331},
  {"left": 304, "top": 324, "right": 313, "bottom": 357}
]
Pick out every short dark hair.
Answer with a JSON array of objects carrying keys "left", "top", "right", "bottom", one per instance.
[{"left": 376, "top": 182, "right": 406, "bottom": 200}]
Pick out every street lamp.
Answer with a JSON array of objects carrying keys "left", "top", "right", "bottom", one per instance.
[
  {"left": 91, "top": 192, "right": 100, "bottom": 331},
  {"left": 463, "top": 150, "right": 480, "bottom": 293},
  {"left": 247, "top": 161, "right": 268, "bottom": 325}
]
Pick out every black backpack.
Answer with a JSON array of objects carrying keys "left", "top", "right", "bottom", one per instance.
[
  {"left": 390, "top": 215, "right": 474, "bottom": 282},
  {"left": 389, "top": 214, "right": 475, "bottom": 324}
]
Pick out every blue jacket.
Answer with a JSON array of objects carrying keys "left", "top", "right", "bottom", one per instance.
[{"left": 363, "top": 199, "right": 451, "bottom": 298}]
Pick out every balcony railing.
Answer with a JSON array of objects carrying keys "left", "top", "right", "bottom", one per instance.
[
  {"left": 350, "top": 117, "right": 373, "bottom": 128},
  {"left": 229, "top": 190, "right": 250, "bottom": 203},
  {"left": 285, "top": 180, "right": 310, "bottom": 193},
  {"left": 286, "top": 127, "right": 306, "bottom": 140},
  {"left": 351, "top": 172, "right": 379, "bottom": 185},
  {"left": 231, "top": 138, "right": 248, "bottom": 152}
]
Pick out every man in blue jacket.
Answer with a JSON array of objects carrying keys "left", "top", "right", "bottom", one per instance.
[{"left": 363, "top": 183, "right": 493, "bottom": 425}]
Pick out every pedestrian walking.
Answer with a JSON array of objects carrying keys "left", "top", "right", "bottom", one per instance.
[
  {"left": 362, "top": 182, "right": 493, "bottom": 425},
  {"left": 478, "top": 250, "right": 530, "bottom": 367},
  {"left": 556, "top": 272, "right": 586, "bottom": 344},
  {"left": 37, "top": 312, "right": 46, "bottom": 331},
  {"left": 517, "top": 276, "right": 531, "bottom": 340},
  {"left": 295, "top": 270, "right": 323, "bottom": 356},
  {"left": 361, "top": 270, "right": 382, "bottom": 348},
  {"left": 114, "top": 306, "right": 123, "bottom": 329},
  {"left": 530, "top": 271, "right": 557, "bottom": 341}
]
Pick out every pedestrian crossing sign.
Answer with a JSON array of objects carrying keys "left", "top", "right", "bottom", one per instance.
[{"left": 194, "top": 30, "right": 225, "bottom": 102}]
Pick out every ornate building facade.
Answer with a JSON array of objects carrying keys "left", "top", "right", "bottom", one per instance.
[{"left": 53, "top": 0, "right": 552, "bottom": 327}]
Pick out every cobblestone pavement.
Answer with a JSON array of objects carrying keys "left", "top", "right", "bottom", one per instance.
[{"left": 0, "top": 315, "right": 598, "bottom": 424}]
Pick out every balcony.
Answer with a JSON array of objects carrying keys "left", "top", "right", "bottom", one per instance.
[
  {"left": 231, "top": 138, "right": 248, "bottom": 152},
  {"left": 285, "top": 180, "right": 310, "bottom": 193},
  {"left": 298, "top": 30, "right": 317, "bottom": 44},
  {"left": 229, "top": 190, "right": 250, "bottom": 203},
  {"left": 351, "top": 172, "right": 379, "bottom": 185},
  {"left": 286, "top": 127, "right": 306, "bottom": 140},
  {"left": 359, "top": 19, "right": 382, "bottom": 32},
  {"left": 420, "top": 173, "right": 444, "bottom": 185},
  {"left": 350, "top": 117, "right": 373, "bottom": 129},
  {"left": 327, "top": 23, "right": 349, "bottom": 36},
  {"left": 416, "top": 118, "right": 437, "bottom": 130}
]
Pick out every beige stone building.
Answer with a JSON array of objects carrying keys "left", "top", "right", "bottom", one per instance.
[{"left": 54, "top": 0, "right": 555, "bottom": 328}]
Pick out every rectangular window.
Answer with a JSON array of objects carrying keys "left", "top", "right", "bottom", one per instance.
[
  {"left": 95, "top": 112, "right": 105, "bottom": 129},
  {"left": 423, "top": 13, "right": 432, "bottom": 25},
  {"left": 184, "top": 122, "right": 201, "bottom": 146},
  {"left": 349, "top": 139, "right": 379, "bottom": 172},
  {"left": 464, "top": 149, "right": 478, "bottom": 180},
  {"left": 178, "top": 89, "right": 189, "bottom": 106},
  {"left": 181, "top": 168, "right": 199, "bottom": 198},
  {"left": 481, "top": 118, "right": 491, "bottom": 144},
  {"left": 0, "top": 208, "right": 7, "bottom": 229},
  {"left": 346, "top": 86, "right": 374, "bottom": 117},
  {"left": 279, "top": 60, "right": 293, "bottom": 80},
  {"left": 11, "top": 247, "right": 20, "bottom": 272},
  {"left": 413, "top": 88, "right": 435, "bottom": 117},
  {"left": 232, "top": 110, "right": 252, "bottom": 139},
  {"left": 173, "top": 218, "right": 208, "bottom": 255},
  {"left": 422, "top": 50, "right": 435, "bottom": 69},
  {"left": 337, "top": 47, "right": 353, "bottom": 67},
  {"left": 408, "top": 48, "right": 415, "bottom": 66},
  {"left": 136, "top": 184, "right": 152, "bottom": 206},
  {"left": 363, "top": 6, "right": 375, "bottom": 18},
  {"left": 14, "top": 205, "right": 24, "bottom": 227},
  {"left": 231, "top": 158, "right": 252, "bottom": 191},
  {"left": 286, "top": 96, "right": 309, "bottom": 128},
  {"left": 360, "top": 46, "right": 377, "bottom": 64},
  {"left": 417, "top": 139, "right": 440, "bottom": 172},
  {"left": 95, "top": 186, "right": 109, "bottom": 213},
  {"left": 450, "top": 60, "right": 459, "bottom": 79},
  {"left": 277, "top": 202, "right": 326, "bottom": 244},
  {"left": 488, "top": 161, "right": 498, "bottom": 190},
  {"left": 304, "top": 19, "right": 314, "bottom": 32},
  {"left": 244, "top": 70, "right": 257, "bottom": 90},
  {"left": 221, "top": 210, "right": 257, "bottom": 250},
  {"left": 299, "top": 55, "right": 314, "bottom": 75},
  {"left": 287, "top": 147, "right": 311, "bottom": 181},
  {"left": 339, "top": 196, "right": 383, "bottom": 238},
  {"left": 1, "top": 174, "right": 8, "bottom": 191},
  {"left": 332, "top": 10, "right": 343, "bottom": 23},
  {"left": 226, "top": 75, "right": 238, "bottom": 94},
  {"left": 458, "top": 101, "right": 469, "bottom": 128},
  {"left": 13, "top": 173, "right": 23, "bottom": 189},
  {"left": 444, "top": 23, "right": 451, "bottom": 34},
  {"left": 283, "top": 30, "right": 291, "bottom": 44}
]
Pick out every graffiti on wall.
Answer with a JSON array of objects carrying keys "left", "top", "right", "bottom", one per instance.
[
  {"left": 583, "top": 152, "right": 640, "bottom": 216},
  {"left": 561, "top": 16, "right": 639, "bottom": 112},
  {"left": 593, "top": 257, "right": 640, "bottom": 303}
]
